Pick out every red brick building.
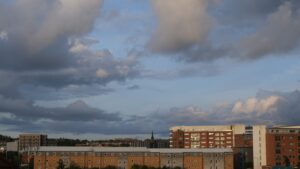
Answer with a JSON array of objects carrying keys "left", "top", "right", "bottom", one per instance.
[
  {"left": 266, "top": 126, "right": 300, "bottom": 168},
  {"left": 169, "top": 125, "right": 247, "bottom": 148}
]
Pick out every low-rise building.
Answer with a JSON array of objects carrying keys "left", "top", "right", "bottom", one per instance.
[
  {"left": 18, "top": 134, "right": 47, "bottom": 151},
  {"left": 33, "top": 147, "right": 233, "bottom": 169}
]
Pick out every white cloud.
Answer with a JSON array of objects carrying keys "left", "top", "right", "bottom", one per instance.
[
  {"left": 0, "top": 31, "right": 8, "bottom": 40},
  {"left": 96, "top": 68, "right": 109, "bottom": 78},
  {"left": 232, "top": 96, "right": 280, "bottom": 115}
]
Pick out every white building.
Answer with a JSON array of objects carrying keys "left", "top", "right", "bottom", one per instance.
[{"left": 253, "top": 125, "right": 267, "bottom": 169}]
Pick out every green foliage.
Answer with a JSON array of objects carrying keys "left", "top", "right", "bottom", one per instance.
[{"left": 57, "top": 159, "right": 65, "bottom": 169}]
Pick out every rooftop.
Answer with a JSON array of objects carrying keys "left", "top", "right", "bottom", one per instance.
[{"left": 35, "top": 146, "right": 233, "bottom": 153}]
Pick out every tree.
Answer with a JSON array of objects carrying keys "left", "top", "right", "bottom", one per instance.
[
  {"left": 132, "top": 164, "right": 141, "bottom": 169},
  {"left": 284, "top": 156, "right": 290, "bottom": 167},
  {"left": 57, "top": 159, "right": 65, "bottom": 169},
  {"left": 101, "top": 166, "right": 118, "bottom": 169},
  {"left": 28, "top": 157, "right": 34, "bottom": 169}
]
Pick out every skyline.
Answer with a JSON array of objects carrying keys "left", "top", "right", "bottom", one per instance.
[{"left": 1, "top": 0, "right": 300, "bottom": 139}]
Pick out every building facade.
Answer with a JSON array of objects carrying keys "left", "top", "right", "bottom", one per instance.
[
  {"left": 33, "top": 147, "right": 233, "bottom": 169},
  {"left": 233, "top": 134, "right": 253, "bottom": 169},
  {"left": 253, "top": 125, "right": 267, "bottom": 169},
  {"left": 169, "top": 125, "right": 246, "bottom": 148},
  {"left": 19, "top": 134, "right": 47, "bottom": 151},
  {"left": 265, "top": 126, "right": 300, "bottom": 168}
]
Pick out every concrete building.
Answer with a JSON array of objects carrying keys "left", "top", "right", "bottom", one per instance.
[
  {"left": 19, "top": 134, "right": 47, "bottom": 151},
  {"left": 253, "top": 125, "right": 267, "bottom": 169},
  {"left": 33, "top": 147, "right": 233, "bottom": 169},
  {"left": 265, "top": 126, "right": 300, "bottom": 168},
  {"left": 169, "top": 125, "right": 246, "bottom": 148},
  {"left": 6, "top": 141, "right": 18, "bottom": 152}
]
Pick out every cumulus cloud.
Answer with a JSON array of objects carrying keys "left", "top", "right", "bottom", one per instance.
[
  {"left": 148, "top": 0, "right": 212, "bottom": 53},
  {"left": 148, "top": 0, "right": 300, "bottom": 62},
  {"left": 0, "top": 0, "right": 141, "bottom": 99},
  {"left": 232, "top": 96, "right": 280, "bottom": 116}
]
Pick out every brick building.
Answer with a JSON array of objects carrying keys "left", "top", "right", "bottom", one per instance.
[
  {"left": 19, "top": 134, "right": 47, "bottom": 151},
  {"left": 169, "top": 125, "right": 246, "bottom": 148},
  {"left": 233, "top": 134, "right": 253, "bottom": 169},
  {"left": 265, "top": 126, "right": 300, "bottom": 168},
  {"left": 33, "top": 147, "right": 233, "bottom": 169}
]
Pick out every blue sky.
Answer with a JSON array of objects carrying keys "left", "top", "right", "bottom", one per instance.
[{"left": 1, "top": 0, "right": 300, "bottom": 139}]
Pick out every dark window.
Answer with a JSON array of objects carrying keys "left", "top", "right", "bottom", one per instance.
[
  {"left": 275, "top": 136, "right": 281, "bottom": 141},
  {"left": 276, "top": 162, "right": 281, "bottom": 166},
  {"left": 276, "top": 149, "right": 281, "bottom": 154},
  {"left": 276, "top": 156, "right": 281, "bottom": 161}
]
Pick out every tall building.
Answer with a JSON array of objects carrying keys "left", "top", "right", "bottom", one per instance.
[
  {"left": 252, "top": 125, "right": 267, "bottom": 169},
  {"left": 18, "top": 134, "right": 47, "bottom": 151},
  {"left": 33, "top": 147, "right": 233, "bottom": 169},
  {"left": 169, "top": 125, "right": 246, "bottom": 148},
  {"left": 265, "top": 126, "right": 300, "bottom": 168}
]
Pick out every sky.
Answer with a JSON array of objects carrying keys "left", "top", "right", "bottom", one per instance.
[{"left": 1, "top": 0, "right": 300, "bottom": 139}]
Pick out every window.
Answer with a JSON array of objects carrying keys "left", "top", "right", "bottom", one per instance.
[{"left": 275, "top": 149, "right": 281, "bottom": 154}]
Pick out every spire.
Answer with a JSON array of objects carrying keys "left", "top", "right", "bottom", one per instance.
[{"left": 151, "top": 131, "right": 154, "bottom": 140}]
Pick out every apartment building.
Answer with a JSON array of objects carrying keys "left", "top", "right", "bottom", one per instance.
[
  {"left": 265, "top": 126, "right": 300, "bottom": 168},
  {"left": 33, "top": 147, "right": 233, "bottom": 169},
  {"left": 169, "top": 125, "right": 246, "bottom": 148},
  {"left": 19, "top": 134, "right": 47, "bottom": 151}
]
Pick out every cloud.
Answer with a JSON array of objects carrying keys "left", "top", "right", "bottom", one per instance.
[
  {"left": 236, "top": 2, "right": 300, "bottom": 60},
  {"left": 127, "top": 85, "right": 140, "bottom": 90},
  {"left": 0, "top": 96, "right": 120, "bottom": 122},
  {"left": 232, "top": 96, "right": 280, "bottom": 115},
  {"left": 0, "top": 0, "right": 141, "bottom": 100},
  {"left": 147, "top": 0, "right": 300, "bottom": 62},
  {"left": 148, "top": 0, "right": 212, "bottom": 53},
  {"left": 1, "top": 90, "right": 300, "bottom": 135},
  {"left": 0, "top": 31, "right": 8, "bottom": 40}
]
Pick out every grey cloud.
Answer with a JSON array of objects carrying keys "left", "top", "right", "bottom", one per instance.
[
  {"left": 2, "top": 90, "right": 300, "bottom": 135},
  {"left": 0, "top": 0, "right": 141, "bottom": 93},
  {"left": 236, "top": 2, "right": 300, "bottom": 60},
  {"left": 148, "top": 0, "right": 300, "bottom": 62},
  {"left": 0, "top": 97, "right": 121, "bottom": 122},
  {"left": 148, "top": 0, "right": 212, "bottom": 54},
  {"left": 127, "top": 85, "right": 140, "bottom": 90}
]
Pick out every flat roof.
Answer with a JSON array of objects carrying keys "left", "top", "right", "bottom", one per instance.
[{"left": 35, "top": 147, "right": 232, "bottom": 153}]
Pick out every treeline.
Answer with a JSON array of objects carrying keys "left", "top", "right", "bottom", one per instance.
[
  {"left": 48, "top": 138, "right": 89, "bottom": 146},
  {"left": 0, "top": 134, "right": 14, "bottom": 142}
]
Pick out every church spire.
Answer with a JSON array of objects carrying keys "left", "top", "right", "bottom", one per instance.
[{"left": 151, "top": 131, "right": 154, "bottom": 140}]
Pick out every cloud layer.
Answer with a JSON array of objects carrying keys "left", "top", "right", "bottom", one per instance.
[{"left": 1, "top": 90, "right": 300, "bottom": 135}]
